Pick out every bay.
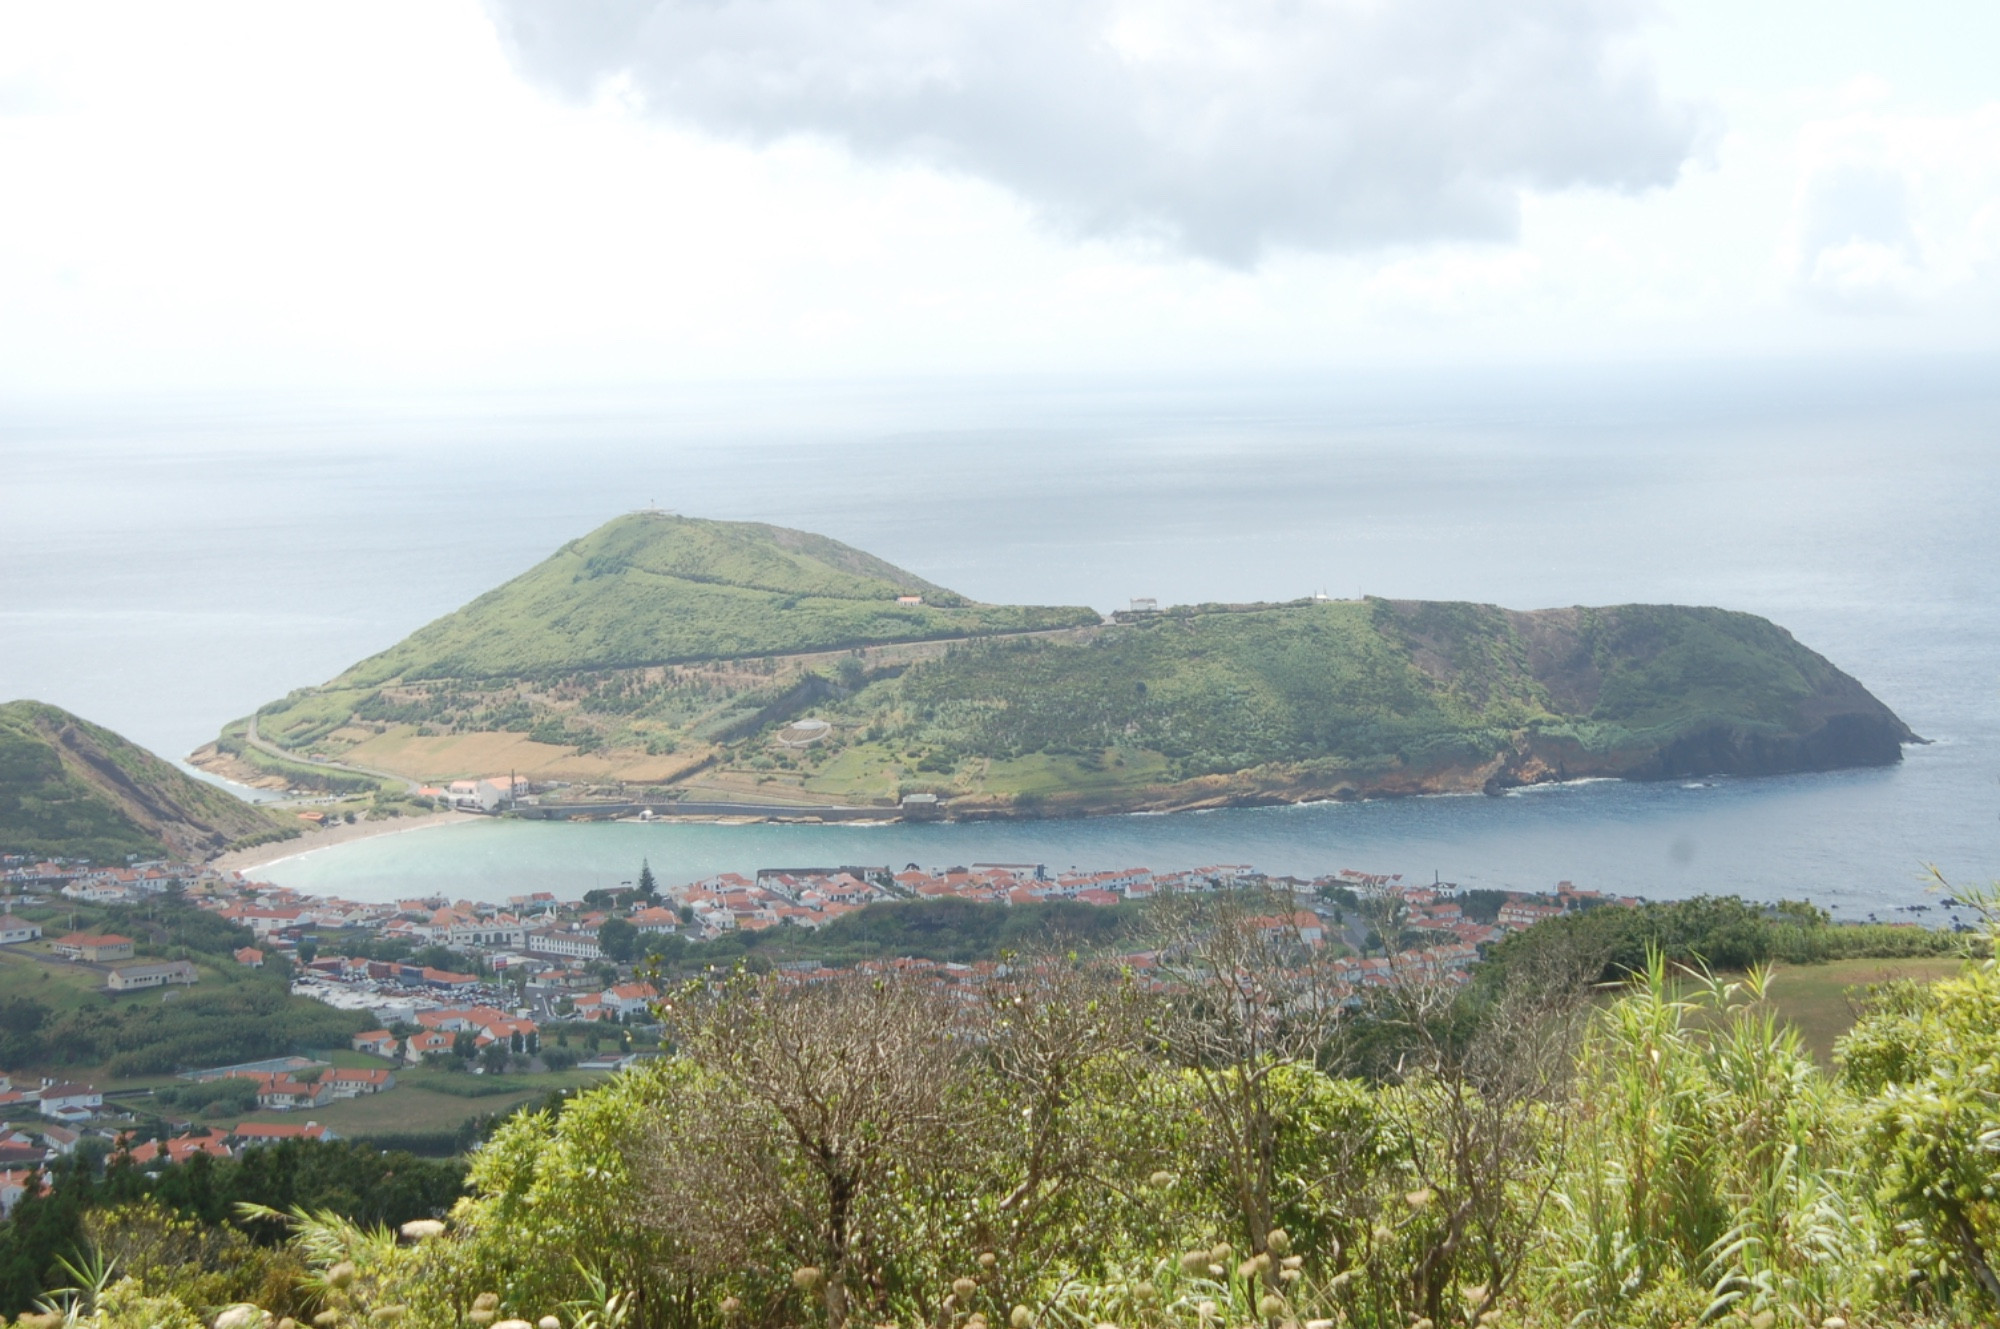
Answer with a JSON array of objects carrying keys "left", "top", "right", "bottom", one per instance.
[{"left": 2, "top": 358, "right": 1996, "bottom": 911}]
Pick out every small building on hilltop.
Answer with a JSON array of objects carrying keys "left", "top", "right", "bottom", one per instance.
[
  {"left": 52, "top": 933, "right": 134, "bottom": 963},
  {"left": 0, "top": 916, "right": 42, "bottom": 945},
  {"left": 107, "top": 960, "right": 199, "bottom": 992}
]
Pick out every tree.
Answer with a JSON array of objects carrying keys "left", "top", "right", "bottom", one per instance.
[
  {"left": 636, "top": 861, "right": 657, "bottom": 899},
  {"left": 480, "top": 1041, "right": 511, "bottom": 1076},
  {"left": 974, "top": 950, "right": 1142, "bottom": 1280},
  {"left": 597, "top": 919, "right": 637, "bottom": 964},
  {"left": 1149, "top": 888, "right": 1352, "bottom": 1267},
  {"left": 645, "top": 971, "right": 969, "bottom": 1329},
  {"left": 452, "top": 1029, "right": 476, "bottom": 1062},
  {"left": 1363, "top": 945, "right": 1584, "bottom": 1325}
]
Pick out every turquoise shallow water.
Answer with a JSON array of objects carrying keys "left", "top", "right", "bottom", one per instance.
[
  {"left": 257, "top": 756, "right": 1969, "bottom": 921},
  {"left": 3, "top": 361, "right": 1997, "bottom": 910}
]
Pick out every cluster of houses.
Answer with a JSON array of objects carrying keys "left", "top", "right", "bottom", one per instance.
[
  {"left": 672, "top": 862, "right": 1259, "bottom": 933},
  {"left": 0, "top": 1120, "right": 339, "bottom": 1215},
  {"left": 0, "top": 1078, "right": 107, "bottom": 1124},
  {"left": 0, "top": 1118, "right": 82, "bottom": 1219},
  {"left": 1, "top": 859, "right": 198, "bottom": 903},
  {"left": 123, "top": 1120, "right": 334, "bottom": 1167},
  {"left": 350, "top": 1003, "right": 543, "bottom": 1064},
  {"left": 0, "top": 1054, "right": 374, "bottom": 1213},
  {"left": 6, "top": 846, "right": 1633, "bottom": 1028},
  {"left": 180, "top": 1055, "right": 396, "bottom": 1111},
  {"left": 0, "top": 1068, "right": 343, "bottom": 1217},
  {"left": 0, "top": 849, "right": 1638, "bottom": 1166}
]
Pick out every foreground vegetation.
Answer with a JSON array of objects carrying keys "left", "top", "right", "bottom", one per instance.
[
  {"left": 10, "top": 890, "right": 2000, "bottom": 1329},
  {"left": 0, "top": 1140, "right": 465, "bottom": 1314}
]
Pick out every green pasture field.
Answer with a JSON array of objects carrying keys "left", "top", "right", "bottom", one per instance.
[
  {"left": 0, "top": 942, "right": 230, "bottom": 1012},
  {"left": 1632, "top": 954, "right": 1968, "bottom": 1068},
  {"left": 1762, "top": 955, "right": 1966, "bottom": 1065},
  {"left": 221, "top": 1067, "right": 607, "bottom": 1136}
]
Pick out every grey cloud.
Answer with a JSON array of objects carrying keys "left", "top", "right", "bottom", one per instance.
[{"left": 485, "top": 0, "right": 1702, "bottom": 265}]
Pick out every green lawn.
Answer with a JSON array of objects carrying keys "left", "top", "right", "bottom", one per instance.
[
  {"left": 224, "top": 1068, "right": 607, "bottom": 1136},
  {"left": 0, "top": 942, "right": 233, "bottom": 1012},
  {"left": 1763, "top": 955, "right": 1965, "bottom": 1065},
  {"left": 975, "top": 746, "right": 1174, "bottom": 798}
]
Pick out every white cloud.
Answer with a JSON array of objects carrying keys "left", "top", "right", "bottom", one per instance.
[
  {"left": 1783, "top": 98, "right": 2000, "bottom": 311},
  {"left": 1, "top": 1, "right": 1997, "bottom": 396},
  {"left": 1363, "top": 249, "right": 1544, "bottom": 317},
  {"left": 485, "top": 0, "right": 1704, "bottom": 266}
]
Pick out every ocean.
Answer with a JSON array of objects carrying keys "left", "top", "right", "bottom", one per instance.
[{"left": 3, "top": 359, "right": 1996, "bottom": 913}]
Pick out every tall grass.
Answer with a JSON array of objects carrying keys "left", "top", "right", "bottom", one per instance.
[{"left": 1536, "top": 955, "right": 1884, "bottom": 1326}]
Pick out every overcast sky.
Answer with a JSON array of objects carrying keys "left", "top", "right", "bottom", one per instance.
[{"left": 1, "top": 0, "right": 1996, "bottom": 395}]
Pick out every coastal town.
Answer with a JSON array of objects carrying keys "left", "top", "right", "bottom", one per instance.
[
  {"left": 0, "top": 842, "right": 1651, "bottom": 1201},
  {"left": 2, "top": 850, "right": 1636, "bottom": 1005}
]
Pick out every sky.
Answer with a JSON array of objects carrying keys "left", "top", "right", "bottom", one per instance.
[{"left": 1, "top": 0, "right": 1997, "bottom": 396}]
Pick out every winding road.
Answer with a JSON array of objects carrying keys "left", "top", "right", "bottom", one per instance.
[{"left": 244, "top": 714, "right": 423, "bottom": 794}]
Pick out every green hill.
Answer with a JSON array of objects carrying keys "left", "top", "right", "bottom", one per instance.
[
  {"left": 812, "top": 597, "right": 1918, "bottom": 812},
  {"left": 0, "top": 701, "right": 295, "bottom": 861},
  {"left": 200, "top": 515, "right": 1917, "bottom": 813},
  {"left": 335, "top": 511, "right": 1097, "bottom": 686}
]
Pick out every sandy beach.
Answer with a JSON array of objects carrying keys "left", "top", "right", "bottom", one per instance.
[{"left": 211, "top": 809, "right": 481, "bottom": 875}]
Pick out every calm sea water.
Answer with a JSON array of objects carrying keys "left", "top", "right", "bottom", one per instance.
[{"left": 3, "top": 361, "right": 1996, "bottom": 912}]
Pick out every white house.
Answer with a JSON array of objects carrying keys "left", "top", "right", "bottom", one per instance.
[
  {"left": 324, "top": 1068, "right": 395, "bottom": 1098},
  {"left": 600, "top": 982, "right": 659, "bottom": 1017},
  {"left": 628, "top": 906, "right": 681, "bottom": 934},
  {"left": 0, "top": 916, "right": 41, "bottom": 945},
  {"left": 38, "top": 1084, "right": 101, "bottom": 1120},
  {"left": 526, "top": 928, "right": 601, "bottom": 961},
  {"left": 0, "top": 1168, "right": 41, "bottom": 1218},
  {"left": 449, "top": 918, "right": 526, "bottom": 950},
  {"left": 351, "top": 1030, "right": 400, "bottom": 1059},
  {"left": 442, "top": 776, "right": 525, "bottom": 812},
  {"left": 254, "top": 1076, "right": 331, "bottom": 1111}
]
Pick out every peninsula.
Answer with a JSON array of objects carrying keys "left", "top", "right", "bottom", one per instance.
[{"left": 192, "top": 512, "right": 1920, "bottom": 818}]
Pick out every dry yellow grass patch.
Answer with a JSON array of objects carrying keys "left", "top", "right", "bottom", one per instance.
[{"left": 340, "top": 726, "right": 710, "bottom": 783}]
